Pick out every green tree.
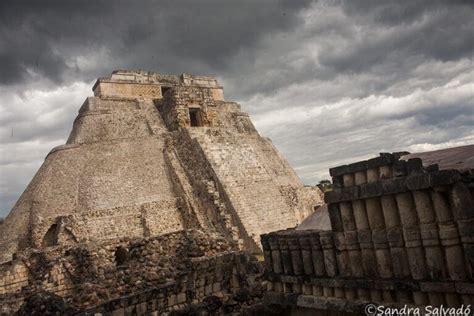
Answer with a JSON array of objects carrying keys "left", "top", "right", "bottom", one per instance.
[{"left": 317, "top": 179, "right": 332, "bottom": 193}]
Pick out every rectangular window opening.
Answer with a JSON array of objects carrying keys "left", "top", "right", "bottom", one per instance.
[
  {"left": 189, "top": 108, "right": 201, "bottom": 127},
  {"left": 161, "top": 86, "right": 171, "bottom": 97}
]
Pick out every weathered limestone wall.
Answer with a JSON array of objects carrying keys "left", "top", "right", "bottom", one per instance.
[
  {"left": 0, "top": 136, "right": 186, "bottom": 262},
  {"left": 261, "top": 152, "right": 474, "bottom": 314},
  {"left": 55, "top": 200, "right": 184, "bottom": 244},
  {"left": 94, "top": 82, "right": 164, "bottom": 99},
  {"left": 190, "top": 129, "right": 316, "bottom": 251},
  {"left": 0, "top": 230, "right": 236, "bottom": 313},
  {"left": 156, "top": 86, "right": 238, "bottom": 131},
  {"left": 153, "top": 74, "right": 323, "bottom": 251},
  {"left": 93, "top": 71, "right": 224, "bottom": 101},
  {"left": 0, "top": 263, "right": 30, "bottom": 296},
  {"left": 78, "top": 252, "right": 262, "bottom": 315},
  {"left": 280, "top": 186, "right": 324, "bottom": 223},
  {"left": 67, "top": 98, "right": 167, "bottom": 144},
  {"left": 170, "top": 130, "right": 250, "bottom": 250}
]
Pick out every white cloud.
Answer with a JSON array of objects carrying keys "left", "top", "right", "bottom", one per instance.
[
  {"left": 0, "top": 81, "right": 92, "bottom": 216},
  {"left": 0, "top": 81, "right": 92, "bottom": 144}
]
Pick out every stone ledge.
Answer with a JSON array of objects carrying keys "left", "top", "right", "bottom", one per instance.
[
  {"left": 264, "top": 291, "right": 366, "bottom": 314},
  {"left": 329, "top": 153, "right": 397, "bottom": 177},
  {"left": 264, "top": 273, "right": 470, "bottom": 294},
  {"left": 324, "top": 169, "right": 463, "bottom": 203}
]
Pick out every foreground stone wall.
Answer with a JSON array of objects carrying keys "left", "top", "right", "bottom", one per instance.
[
  {"left": 0, "top": 230, "right": 247, "bottom": 314},
  {"left": 78, "top": 252, "right": 263, "bottom": 315},
  {"left": 261, "top": 152, "right": 474, "bottom": 314}
]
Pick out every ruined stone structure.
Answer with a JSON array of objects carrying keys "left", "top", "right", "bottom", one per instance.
[
  {"left": 2, "top": 229, "right": 266, "bottom": 315},
  {"left": 0, "top": 70, "right": 322, "bottom": 314},
  {"left": 261, "top": 147, "right": 474, "bottom": 314},
  {"left": 0, "top": 70, "right": 322, "bottom": 263},
  {"left": 2, "top": 69, "right": 471, "bottom": 315}
]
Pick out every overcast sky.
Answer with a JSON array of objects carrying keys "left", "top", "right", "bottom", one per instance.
[{"left": 1, "top": 0, "right": 473, "bottom": 217}]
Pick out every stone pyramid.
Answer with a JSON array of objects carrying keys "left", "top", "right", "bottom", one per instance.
[{"left": 0, "top": 70, "right": 323, "bottom": 262}]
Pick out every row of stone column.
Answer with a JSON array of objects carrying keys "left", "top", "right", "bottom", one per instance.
[
  {"left": 326, "top": 181, "right": 473, "bottom": 283},
  {"left": 262, "top": 179, "right": 473, "bottom": 283},
  {"left": 262, "top": 229, "right": 472, "bottom": 306},
  {"left": 261, "top": 231, "right": 336, "bottom": 278},
  {"left": 262, "top": 154, "right": 473, "bottom": 308}
]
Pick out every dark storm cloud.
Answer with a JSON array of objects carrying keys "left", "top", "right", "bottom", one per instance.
[
  {"left": 1, "top": 0, "right": 473, "bottom": 217},
  {"left": 319, "top": 3, "right": 474, "bottom": 72},
  {"left": 0, "top": 1, "right": 108, "bottom": 84},
  {"left": 0, "top": 0, "right": 311, "bottom": 86},
  {"left": 340, "top": 0, "right": 473, "bottom": 25}
]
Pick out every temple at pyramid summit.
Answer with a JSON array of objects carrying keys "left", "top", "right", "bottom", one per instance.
[{"left": 0, "top": 70, "right": 323, "bottom": 263}]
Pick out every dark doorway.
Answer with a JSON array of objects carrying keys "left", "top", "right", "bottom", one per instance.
[
  {"left": 114, "top": 247, "right": 129, "bottom": 266},
  {"left": 42, "top": 224, "right": 58, "bottom": 247},
  {"left": 161, "top": 86, "right": 171, "bottom": 97},
  {"left": 189, "top": 108, "right": 201, "bottom": 127}
]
